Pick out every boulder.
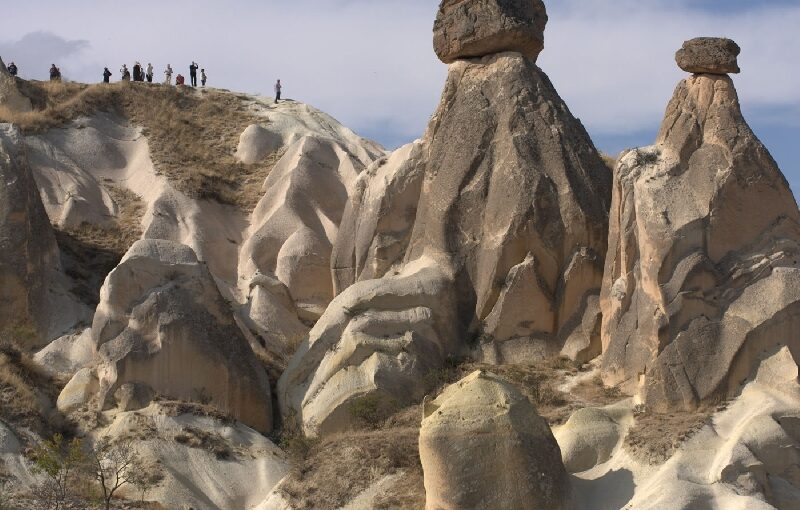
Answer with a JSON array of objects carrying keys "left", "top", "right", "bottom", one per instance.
[
  {"left": 600, "top": 69, "right": 800, "bottom": 411},
  {"left": 60, "top": 239, "right": 273, "bottom": 433},
  {"left": 113, "top": 382, "right": 154, "bottom": 412},
  {"left": 0, "top": 57, "right": 32, "bottom": 113},
  {"left": 419, "top": 370, "right": 573, "bottom": 510},
  {"left": 554, "top": 406, "right": 630, "bottom": 473},
  {"left": 676, "top": 37, "right": 741, "bottom": 75},
  {"left": 433, "top": 0, "right": 548, "bottom": 63},
  {"left": 0, "top": 125, "right": 61, "bottom": 348}
]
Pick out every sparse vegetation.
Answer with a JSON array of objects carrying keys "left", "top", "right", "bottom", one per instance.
[
  {"left": 278, "top": 423, "right": 423, "bottom": 510},
  {"left": 88, "top": 438, "right": 146, "bottom": 510},
  {"left": 173, "top": 426, "right": 232, "bottom": 460},
  {"left": 30, "top": 433, "right": 86, "bottom": 510},
  {"left": 0, "top": 337, "right": 66, "bottom": 436},
  {"left": 624, "top": 401, "right": 725, "bottom": 464},
  {"left": 601, "top": 152, "right": 618, "bottom": 171},
  {"left": 348, "top": 393, "right": 399, "bottom": 430},
  {"left": 0, "top": 80, "right": 278, "bottom": 210}
]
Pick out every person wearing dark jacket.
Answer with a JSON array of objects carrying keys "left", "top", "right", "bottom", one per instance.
[
  {"left": 189, "top": 62, "right": 198, "bottom": 87},
  {"left": 133, "top": 62, "right": 142, "bottom": 82},
  {"left": 7, "top": 62, "right": 17, "bottom": 76},
  {"left": 49, "top": 64, "right": 61, "bottom": 81},
  {"left": 103, "top": 67, "right": 112, "bottom": 83}
]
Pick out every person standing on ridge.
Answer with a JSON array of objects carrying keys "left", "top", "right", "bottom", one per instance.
[
  {"left": 146, "top": 63, "right": 154, "bottom": 83},
  {"left": 103, "top": 67, "right": 112, "bottom": 83},
  {"left": 7, "top": 62, "right": 17, "bottom": 76},
  {"left": 49, "top": 64, "right": 61, "bottom": 81},
  {"left": 133, "top": 62, "right": 143, "bottom": 82},
  {"left": 121, "top": 64, "right": 131, "bottom": 81},
  {"left": 164, "top": 64, "right": 173, "bottom": 85},
  {"left": 201, "top": 68, "right": 207, "bottom": 87},
  {"left": 274, "top": 79, "right": 282, "bottom": 103},
  {"left": 189, "top": 61, "right": 198, "bottom": 87}
]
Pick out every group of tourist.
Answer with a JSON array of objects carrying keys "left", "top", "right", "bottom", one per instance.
[
  {"left": 4, "top": 59, "right": 284, "bottom": 103},
  {"left": 107, "top": 61, "right": 207, "bottom": 87}
]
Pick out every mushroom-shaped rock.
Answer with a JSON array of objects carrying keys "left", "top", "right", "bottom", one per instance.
[
  {"left": 676, "top": 37, "right": 740, "bottom": 75},
  {"left": 601, "top": 63, "right": 800, "bottom": 411},
  {"left": 420, "top": 370, "right": 573, "bottom": 510},
  {"left": 61, "top": 239, "right": 273, "bottom": 433},
  {"left": 434, "top": 0, "right": 548, "bottom": 63}
]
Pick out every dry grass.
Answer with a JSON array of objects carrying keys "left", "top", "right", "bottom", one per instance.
[
  {"left": 278, "top": 425, "right": 423, "bottom": 510},
  {"left": 0, "top": 335, "right": 65, "bottom": 436},
  {"left": 173, "top": 426, "right": 232, "bottom": 460},
  {"left": 0, "top": 80, "right": 277, "bottom": 210},
  {"left": 624, "top": 402, "right": 724, "bottom": 465}
]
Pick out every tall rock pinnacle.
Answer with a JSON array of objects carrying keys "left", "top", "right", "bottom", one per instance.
[{"left": 600, "top": 38, "right": 800, "bottom": 411}]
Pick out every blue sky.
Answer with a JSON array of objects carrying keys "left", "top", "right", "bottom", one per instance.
[{"left": 3, "top": 0, "right": 799, "bottom": 194}]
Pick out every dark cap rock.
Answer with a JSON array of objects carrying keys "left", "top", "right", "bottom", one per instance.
[
  {"left": 433, "top": 0, "right": 548, "bottom": 64},
  {"left": 676, "top": 37, "right": 741, "bottom": 75}
]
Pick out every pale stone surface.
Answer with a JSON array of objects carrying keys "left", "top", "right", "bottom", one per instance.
[
  {"left": 600, "top": 73, "right": 800, "bottom": 411},
  {"left": 278, "top": 256, "right": 458, "bottom": 436},
  {"left": 59, "top": 239, "right": 273, "bottom": 433},
  {"left": 34, "top": 328, "right": 96, "bottom": 378},
  {"left": 676, "top": 37, "right": 741, "bottom": 74},
  {"left": 433, "top": 0, "right": 548, "bottom": 63},
  {"left": 57, "top": 367, "right": 100, "bottom": 413},
  {"left": 0, "top": 57, "right": 32, "bottom": 113},
  {"left": 331, "top": 141, "right": 426, "bottom": 295},
  {"left": 420, "top": 370, "right": 573, "bottom": 510},
  {"left": 554, "top": 406, "right": 631, "bottom": 473}
]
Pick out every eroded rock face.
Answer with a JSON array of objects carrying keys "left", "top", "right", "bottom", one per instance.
[
  {"left": 0, "top": 125, "right": 60, "bottom": 348},
  {"left": 420, "top": 370, "right": 573, "bottom": 510},
  {"left": 0, "top": 57, "right": 32, "bottom": 114},
  {"left": 409, "top": 53, "right": 611, "bottom": 362},
  {"left": 281, "top": 47, "right": 611, "bottom": 437},
  {"left": 60, "top": 239, "right": 273, "bottom": 433},
  {"left": 675, "top": 37, "right": 741, "bottom": 75},
  {"left": 600, "top": 71, "right": 800, "bottom": 411},
  {"left": 433, "top": 0, "right": 548, "bottom": 63}
]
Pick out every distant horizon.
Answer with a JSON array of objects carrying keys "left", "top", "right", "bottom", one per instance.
[{"left": 3, "top": 0, "right": 798, "bottom": 195}]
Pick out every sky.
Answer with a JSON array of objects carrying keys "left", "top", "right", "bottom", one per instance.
[{"left": 2, "top": 0, "right": 799, "bottom": 193}]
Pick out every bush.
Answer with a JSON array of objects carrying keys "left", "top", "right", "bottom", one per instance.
[{"left": 348, "top": 394, "right": 398, "bottom": 430}]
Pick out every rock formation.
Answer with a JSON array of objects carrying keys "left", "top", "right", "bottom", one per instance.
[
  {"left": 279, "top": 0, "right": 611, "bottom": 435},
  {"left": 0, "top": 125, "right": 62, "bottom": 348},
  {"left": 433, "top": 0, "right": 548, "bottom": 63},
  {"left": 0, "top": 57, "right": 32, "bottom": 114},
  {"left": 676, "top": 37, "right": 740, "bottom": 74},
  {"left": 59, "top": 239, "right": 273, "bottom": 433},
  {"left": 419, "top": 370, "right": 573, "bottom": 510},
  {"left": 601, "top": 38, "right": 800, "bottom": 411}
]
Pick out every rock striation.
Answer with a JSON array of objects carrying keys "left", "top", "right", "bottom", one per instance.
[
  {"left": 280, "top": 0, "right": 611, "bottom": 435},
  {"left": 601, "top": 38, "right": 800, "bottom": 411},
  {"left": 419, "top": 370, "right": 573, "bottom": 510},
  {"left": 0, "top": 125, "right": 61, "bottom": 348},
  {"left": 59, "top": 239, "right": 273, "bottom": 433},
  {"left": 675, "top": 37, "right": 741, "bottom": 74},
  {"left": 433, "top": 0, "right": 548, "bottom": 63},
  {"left": 0, "top": 57, "right": 32, "bottom": 114}
]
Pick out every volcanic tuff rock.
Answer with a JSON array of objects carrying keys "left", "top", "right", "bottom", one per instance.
[
  {"left": 0, "top": 57, "right": 32, "bottom": 114},
  {"left": 0, "top": 125, "right": 65, "bottom": 348},
  {"left": 675, "top": 37, "right": 741, "bottom": 74},
  {"left": 433, "top": 0, "right": 548, "bottom": 63},
  {"left": 420, "top": 371, "right": 573, "bottom": 510},
  {"left": 59, "top": 239, "right": 273, "bottom": 433},
  {"left": 280, "top": 12, "right": 611, "bottom": 434},
  {"left": 600, "top": 47, "right": 800, "bottom": 411}
]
